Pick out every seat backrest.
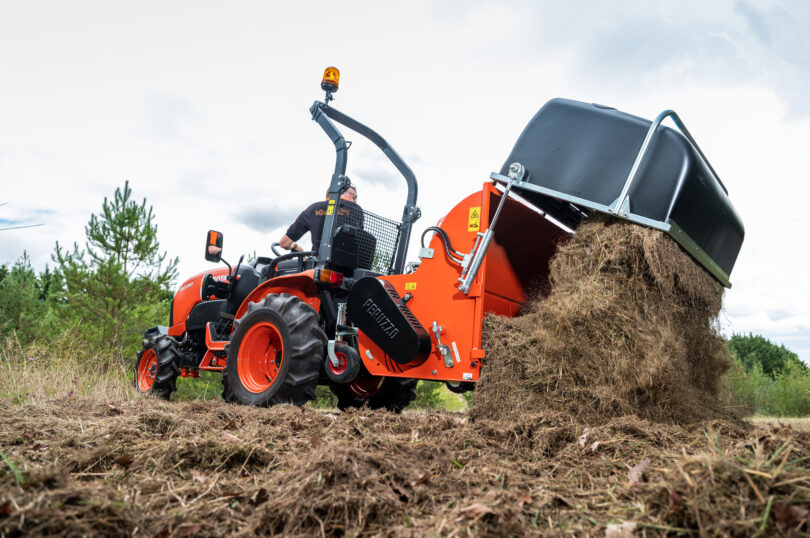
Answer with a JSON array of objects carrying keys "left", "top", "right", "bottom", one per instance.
[{"left": 332, "top": 225, "right": 377, "bottom": 273}]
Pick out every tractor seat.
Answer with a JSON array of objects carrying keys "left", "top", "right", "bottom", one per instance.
[{"left": 331, "top": 225, "right": 377, "bottom": 275}]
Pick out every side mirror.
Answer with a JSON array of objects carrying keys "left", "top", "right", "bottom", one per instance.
[{"left": 205, "top": 230, "right": 223, "bottom": 263}]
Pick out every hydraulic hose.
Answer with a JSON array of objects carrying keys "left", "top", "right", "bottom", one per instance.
[{"left": 421, "top": 227, "right": 464, "bottom": 264}]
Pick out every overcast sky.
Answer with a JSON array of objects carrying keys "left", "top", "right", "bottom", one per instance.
[{"left": 2, "top": 0, "right": 808, "bottom": 361}]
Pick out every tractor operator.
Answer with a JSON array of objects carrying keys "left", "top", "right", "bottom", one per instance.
[{"left": 279, "top": 183, "right": 362, "bottom": 255}]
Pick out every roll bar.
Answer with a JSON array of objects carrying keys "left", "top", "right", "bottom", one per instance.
[{"left": 309, "top": 100, "right": 421, "bottom": 274}]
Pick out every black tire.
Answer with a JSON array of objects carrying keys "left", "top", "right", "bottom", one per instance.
[
  {"left": 446, "top": 381, "right": 475, "bottom": 394},
  {"left": 221, "top": 362, "right": 236, "bottom": 403},
  {"left": 330, "top": 377, "right": 418, "bottom": 413},
  {"left": 134, "top": 334, "right": 180, "bottom": 400},
  {"left": 222, "top": 293, "right": 326, "bottom": 407},
  {"left": 325, "top": 343, "right": 362, "bottom": 384}
]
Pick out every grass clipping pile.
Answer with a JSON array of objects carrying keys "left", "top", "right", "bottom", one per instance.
[{"left": 474, "top": 216, "right": 732, "bottom": 424}]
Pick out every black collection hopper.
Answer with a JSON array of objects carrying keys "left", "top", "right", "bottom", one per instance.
[{"left": 499, "top": 98, "right": 744, "bottom": 287}]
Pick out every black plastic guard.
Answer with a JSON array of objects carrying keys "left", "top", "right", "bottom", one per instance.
[
  {"left": 500, "top": 98, "right": 744, "bottom": 286},
  {"left": 186, "top": 299, "right": 227, "bottom": 332},
  {"left": 347, "top": 277, "right": 431, "bottom": 368}
]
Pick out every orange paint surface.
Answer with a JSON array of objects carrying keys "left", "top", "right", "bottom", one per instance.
[
  {"left": 168, "top": 267, "right": 230, "bottom": 336},
  {"left": 357, "top": 182, "right": 569, "bottom": 383}
]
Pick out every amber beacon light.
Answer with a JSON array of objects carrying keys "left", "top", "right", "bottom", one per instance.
[{"left": 321, "top": 66, "right": 340, "bottom": 93}]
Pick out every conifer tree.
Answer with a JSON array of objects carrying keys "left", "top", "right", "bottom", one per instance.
[
  {"left": 54, "top": 181, "right": 178, "bottom": 361},
  {"left": 0, "top": 252, "right": 44, "bottom": 345}
]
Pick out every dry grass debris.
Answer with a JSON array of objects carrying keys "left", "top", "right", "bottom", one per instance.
[
  {"left": 474, "top": 216, "right": 733, "bottom": 425},
  {"left": 1, "top": 400, "right": 809, "bottom": 536},
  {"left": 1, "top": 331, "right": 135, "bottom": 404}
]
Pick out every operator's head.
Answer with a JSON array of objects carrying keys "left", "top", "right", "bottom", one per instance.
[
  {"left": 341, "top": 184, "right": 357, "bottom": 202},
  {"left": 325, "top": 183, "right": 358, "bottom": 202}
]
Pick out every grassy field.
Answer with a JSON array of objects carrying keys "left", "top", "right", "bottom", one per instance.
[
  {"left": 752, "top": 416, "right": 810, "bottom": 432},
  {"left": 0, "top": 334, "right": 468, "bottom": 412}
]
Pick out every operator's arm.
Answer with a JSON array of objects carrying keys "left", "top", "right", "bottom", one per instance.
[
  {"left": 279, "top": 235, "right": 304, "bottom": 252},
  {"left": 280, "top": 206, "right": 311, "bottom": 252}
]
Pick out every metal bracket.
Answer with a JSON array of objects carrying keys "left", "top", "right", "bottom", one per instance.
[
  {"left": 335, "top": 175, "right": 352, "bottom": 192},
  {"left": 431, "top": 321, "right": 454, "bottom": 368},
  {"left": 458, "top": 233, "right": 483, "bottom": 278},
  {"left": 617, "top": 196, "right": 631, "bottom": 218},
  {"left": 327, "top": 340, "right": 340, "bottom": 368},
  {"left": 334, "top": 303, "right": 357, "bottom": 339},
  {"left": 458, "top": 162, "right": 525, "bottom": 294},
  {"left": 329, "top": 303, "right": 357, "bottom": 368},
  {"left": 418, "top": 247, "right": 434, "bottom": 259},
  {"left": 403, "top": 205, "right": 422, "bottom": 223}
]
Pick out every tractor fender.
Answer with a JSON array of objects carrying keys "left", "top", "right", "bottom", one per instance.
[{"left": 234, "top": 270, "right": 321, "bottom": 320}]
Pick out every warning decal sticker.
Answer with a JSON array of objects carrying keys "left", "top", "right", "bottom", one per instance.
[{"left": 468, "top": 206, "right": 481, "bottom": 232}]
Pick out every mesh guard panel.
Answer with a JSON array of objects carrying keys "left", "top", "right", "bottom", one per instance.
[{"left": 337, "top": 201, "right": 402, "bottom": 274}]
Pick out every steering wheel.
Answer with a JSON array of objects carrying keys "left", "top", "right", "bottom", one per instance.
[{"left": 271, "top": 242, "right": 284, "bottom": 257}]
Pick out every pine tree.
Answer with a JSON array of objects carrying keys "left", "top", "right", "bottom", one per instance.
[
  {"left": 54, "top": 181, "right": 178, "bottom": 362},
  {"left": 0, "top": 252, "right": 44, "bottom": 345}
]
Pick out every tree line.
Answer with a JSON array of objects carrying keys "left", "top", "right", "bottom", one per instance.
[
  {"left": 723, "top": 334, "right": 810, "bottom": 416},
  {"left": 0, "top": 181, "right": 177, "bottom": 363}
]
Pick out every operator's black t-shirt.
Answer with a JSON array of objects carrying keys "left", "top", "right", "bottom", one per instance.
[{"left": 285, "top": 200, "right": 364, "bottom": 255}]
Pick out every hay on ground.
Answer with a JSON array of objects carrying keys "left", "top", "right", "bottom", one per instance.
[{"left": 1, "top": 399, "right": 808, "bottom": 536}]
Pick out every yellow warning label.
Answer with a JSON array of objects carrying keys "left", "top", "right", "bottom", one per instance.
[
  {"left": 326, "top": 205, "right": 334, "bottom": 215},
  {"left": 405, "top": 282, "right": 417, "bottom": 291},
  {"left": 468, "top": 206, "right": 481, "bottom": 232}
]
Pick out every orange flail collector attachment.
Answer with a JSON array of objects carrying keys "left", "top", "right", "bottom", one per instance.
[{"left": 355, "top": 181, "right": 569, "bottom": 384}]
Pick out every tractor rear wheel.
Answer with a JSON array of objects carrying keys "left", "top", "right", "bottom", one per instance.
[
  {"left": 222, "top": 294, "right": 326, "bottom": 407},
  {"left": 134, "top": 334, "right": 180, "bottom": 400},
  {"left": 221, "top": 370, "right": 236, "bottom": 403},
  {"left": 330, "top": 376, "right": 417, "bottom": 413}
]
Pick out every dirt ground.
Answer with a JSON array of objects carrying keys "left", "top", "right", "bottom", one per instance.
[{"left": 1, "top": 398, "right": 809, "bottom": 537}]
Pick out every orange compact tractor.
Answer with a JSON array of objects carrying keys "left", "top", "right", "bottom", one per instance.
[{"left": 135, "top": 68, "right": 744, "bottom": 411}]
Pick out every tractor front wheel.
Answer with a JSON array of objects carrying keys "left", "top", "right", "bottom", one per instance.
[
  {"left": 134, "top": 334, "right": 180, "bottom": 400},
  {"left": 222, "top": 294, "right": 326, "bottom": 407}
]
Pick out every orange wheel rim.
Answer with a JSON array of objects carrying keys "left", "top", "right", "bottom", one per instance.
[
  {"left": 237, "top": 321, "right": 284, "bottom": 394},
  {"left": 137, "top": 349, "right": 158, "bottom": 391}
]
